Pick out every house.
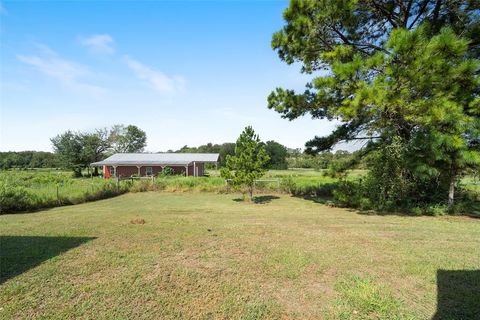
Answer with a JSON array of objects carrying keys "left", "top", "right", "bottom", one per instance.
[{"left": 91, "top": 153, "right": 219, "bottom": 178}]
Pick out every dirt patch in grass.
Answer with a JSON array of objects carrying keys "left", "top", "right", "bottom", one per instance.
[{"left": 130, "top": 218, "right": 146, "bottom": 224}]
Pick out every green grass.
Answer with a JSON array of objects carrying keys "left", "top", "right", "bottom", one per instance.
[
  {"left": 1, "top": 192, "right": 479, "bottom": 319},
  {"left": 1, "top": 168, "right": 478, "bottom": 214},
  {"left": 0, "top": 169, "right": 343, "bottom": 213}
]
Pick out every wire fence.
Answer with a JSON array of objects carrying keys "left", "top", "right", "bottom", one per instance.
[
  {"left": 25, "top": 179, "right": 119, "bottom": 201},
  {"left": 225, "top": 178, "right": 281, "bottom": 192}
]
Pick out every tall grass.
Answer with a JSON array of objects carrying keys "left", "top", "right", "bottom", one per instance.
[
  {"left": 2, "top": 169, "right": 477, "bottom": 214},
  {"left": 1, "top": 169, "right": 341, "bottom": 213},
  {"left": 0, "top": 171, "right": 128, "bottom": 213}
]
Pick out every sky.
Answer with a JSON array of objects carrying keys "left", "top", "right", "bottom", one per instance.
[{"left": 0, "top": 0, "right": 345, "bottom": 152}]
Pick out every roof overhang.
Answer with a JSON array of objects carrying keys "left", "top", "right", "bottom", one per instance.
[
  {"left": 91, "top": 161, "right": 196, "bottom": 167},
  {"left": 90, "top": 153, "right": 220, "bottom": 167}
]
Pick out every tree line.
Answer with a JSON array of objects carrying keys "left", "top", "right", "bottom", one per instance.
[
  {"left": 1, "top": 126, "right": 357, "bottom": 174},
  {"left": 175, "top": 140, "right": 290, "bottom": 169},
  {"left": 0, "top": 151, "right": 59, "bottom": 170}
]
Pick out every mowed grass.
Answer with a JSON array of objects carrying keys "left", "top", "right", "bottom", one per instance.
[{"left": 1, "top": 193, "right": 479, "bottom": 319}]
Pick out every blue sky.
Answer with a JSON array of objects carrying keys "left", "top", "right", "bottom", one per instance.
[{"left": 0, "top": 0, "right": 341, "bottom": 152}]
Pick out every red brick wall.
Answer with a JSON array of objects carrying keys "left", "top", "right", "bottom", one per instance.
[
  {"left": 106, "top": 164, "right": 208, "bottom": 177},
  {"left": 138, "top": 166, "right": 163, "bottom": 176},
  {"left": 188, "top": 163, "right": 204, "bottom": 176},
  {"left": 115, "top": 166, "right": 140, "bottom": 177}
]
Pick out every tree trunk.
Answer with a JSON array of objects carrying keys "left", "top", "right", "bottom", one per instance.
[
  {"left": 448, "top": 174, "right": 455, "bottom": 208},
  {"left": 248, "top": 184, "right": 254, "bottom": 201},
  {"left": 94, "top": 167, "right": 99, "bottom": 176}
]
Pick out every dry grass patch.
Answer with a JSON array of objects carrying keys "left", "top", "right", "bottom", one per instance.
[{"left": 130, "top": 218, "right": 146, "bottom": 224}]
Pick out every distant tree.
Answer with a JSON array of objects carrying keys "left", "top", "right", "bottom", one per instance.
[
  {"left": 175, "top": 142, "right": 235, "bottom": 168},
  {"left": 264, "top": 140, "right": 288, "bottom": 169},
  {"left": 219, "top": 143, "right": 235, "bottom": 167},
  {"left": 197, "top": 143, "right": 215, "bottom": 153},
  {"left": 51, "top": 131, "right": 84, "bottom": 176},
  {"left": 0, "top": 151, "right": 59, "bottom": 169},
  {"left": 81, "top": 129, "right": 111, "bottom": 175},
  {"left": 110, "top": 125, "right": 147, "bottom": 153},
  {"left": 221, "top": 126, "right": 270, "bottom": 200},
  {"left": 29, "top": 151, "right": 58, "bottom": 168},
  {"left": 287, "top": 148, "right": 302, "bottom": 157},
  {"left": 177, "top": 145, "right": 195, "bottom": 153}
]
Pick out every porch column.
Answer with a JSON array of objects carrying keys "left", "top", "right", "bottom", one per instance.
[
  {"left": 136, "top": 165, "right": 141, "bottom": 176},
  {"left": 103, "top": 165, "right": 106, "bottom": 178},
  {"left": 193, "top": 161, "right": 196, "bottom": 177},
  {"left": 185, "top": 165, "right": 188, "bottom": 177},
  {"left": 113, "top": 165, "right": 117, "bottom": 177}
]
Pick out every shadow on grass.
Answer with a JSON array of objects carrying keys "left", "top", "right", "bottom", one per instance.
[
  {"left": 297, "top": 195, "right": 480, "bottom": 218},
  {"left": 253, "top": 195, "right": 280, "bottom": 204},
  {"left": 433, "top": 269, "right": 480, "bottom": 319},
  {"left": 232, "top": 195, "right": 280, "bottom": 204},
  {"left": 296, "top": 195, "right": 333, "bottom": 205},
  {"left": 0, "top": 235, "right": 96, "bottom": 284}
]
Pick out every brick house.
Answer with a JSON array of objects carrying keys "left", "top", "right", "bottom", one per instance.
[{"left": 91, "top": 153, "right": 219, "bottom": 178}]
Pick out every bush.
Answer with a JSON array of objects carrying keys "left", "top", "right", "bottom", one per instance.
[
  {"left": 0, "top": 182, "right": 40, "bottom": 213},
  {"left": 280, "top": 176, "right": 337, "bottom": 198},
  {"left": 331, "top": 177, "right": 477, "bottom": 215},
  {"left": 424, "top": 205, "right": 449, "bottom": 216},
  {"left": 130, "top": 180, "right": 155, "bottom": 193},
  {"left": 160, "top": 166, "right": 175, "bottom": 176},
  {"left": 330, "top": 138, "right": 456, "bottom": 213}
]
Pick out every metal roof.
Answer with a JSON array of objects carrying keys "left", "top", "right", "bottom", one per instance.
[{"left": 91, "top": 153, "right": 219, "bottom": 166}]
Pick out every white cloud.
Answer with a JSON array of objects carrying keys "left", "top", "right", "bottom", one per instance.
[
  {"left": 124, "top": 56, "right": 185, "bottom": 95},
  {"left": 17, "top": 45, "right": 104, "bottom": 96},
  {"left": 80, "top": 34, "right": 115, "bottom": 54}
]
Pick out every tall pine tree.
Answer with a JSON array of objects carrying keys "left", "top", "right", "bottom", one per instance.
[{"left": 269, "top": 0, "right": 480, "bottom": 208}]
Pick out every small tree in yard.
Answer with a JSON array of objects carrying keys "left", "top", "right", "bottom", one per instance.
[{"left": 221, "top": 126, "right": 270, "bottom": 200}]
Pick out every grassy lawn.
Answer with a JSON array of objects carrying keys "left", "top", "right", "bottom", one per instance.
[{"left": 1, "top": 192, "right": 479, "bottom": 319}]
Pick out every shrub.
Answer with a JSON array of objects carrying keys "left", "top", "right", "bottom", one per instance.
[
  {"left": 280, "top": 176, "right": 337, "bottom": 198},
  {"left": 424, "top": 205, "right": 449, "bottom": 216},
  {"left": 280, "top": 176, "right": 295, "bottom": 193},
  {"left": 160, "top": 166, "right": 175, "bottom": 176},
  {"left": 0, "top": 182, "right": 40, "bottom": 213},
  {"left": 130, "top": 180, "right": 155, "bottom": 193}
]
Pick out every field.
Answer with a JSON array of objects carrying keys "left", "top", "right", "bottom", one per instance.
[
  {"left": 0, "top": 169, "right": 342, "bottom": 214},
  {"left": 1, "top": 169, "right": 478, "bottom": 214},
  {"left": 0, "top": 170, "right": 118, "bottom": 198},
  {"left": 1, "top": 192, "right": 479, "bottom": 319}
]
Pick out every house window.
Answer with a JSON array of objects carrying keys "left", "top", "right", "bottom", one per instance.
[
  {"left": 109, "top": 166, "right": 115, "bottom": 177},
  {"left": 145, "top": 167, "right": 153, "bottom": 176}
]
